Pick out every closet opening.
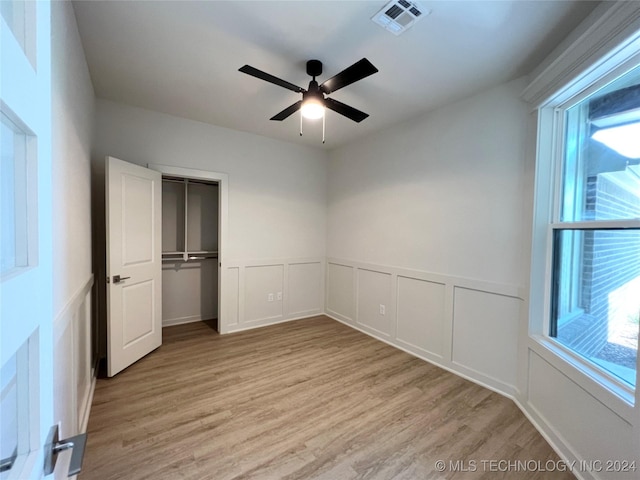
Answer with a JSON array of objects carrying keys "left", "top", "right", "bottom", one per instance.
[{"left": 161, "top": 175, "right": 220, "bottom": 331}]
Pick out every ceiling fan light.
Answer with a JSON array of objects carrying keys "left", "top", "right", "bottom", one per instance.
[{"left": 301, "top": 98, "right": 325, "bottom": 119}]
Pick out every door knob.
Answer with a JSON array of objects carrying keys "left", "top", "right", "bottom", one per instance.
[{"left": 113, "top": 275, "right": 131, "bottom": 284}]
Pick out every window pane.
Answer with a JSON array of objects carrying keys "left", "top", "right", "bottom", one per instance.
[
  {"left": 0, "top": 112, "right": 29, "bottom": 276},
  {"left": 552, "top": 229, "right": 640, "bottom": 387},
  {"left": 561, "top": 65, "right": 640, "bottom": 222}
]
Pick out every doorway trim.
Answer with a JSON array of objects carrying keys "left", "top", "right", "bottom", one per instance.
[{"left": 148, "top": 164, "right": 229, "bottom": 333}]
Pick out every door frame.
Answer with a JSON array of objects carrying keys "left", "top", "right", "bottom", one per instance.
[{"left": 147, "top": 164, "right": 229, "bottom": 333}]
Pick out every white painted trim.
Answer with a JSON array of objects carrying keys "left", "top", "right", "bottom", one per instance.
[
  {"left": 219, "top": 257, "right": 324, "bottom": 334},
  {"left": 325, "top": 308, "right": 351, "bottom": 324},
  {"left": 224, "top": 313, "right": 321, "bottom": 334},
  {"left": 522, "top": 1, "right": 640, "bottom": 107},
  {"left": 52, "top": 273, "right": 94, "bottom": 447},
  {"left": 79, "top": 370, "right": 96, "bottom": 434},
  {"left": 226, "top": 256, "right": 324, "bottom": 268},
  {"left": 327, "top": 257, "right": 523, "bottom": 300},
  {"left": 528, "top": 338, "right": 635, "bottom": 422},
  {"left": 515, "top": 399, "right": 593, "bottom": 480},
  {"left": 162, "top": 314, "right": 216, "bottom": 327},
  {"left": 52, "top": 274, "right": 94, "bottom": 341},
  {"left": 551, "top": 220, "right": 640, "bottom": 230}
]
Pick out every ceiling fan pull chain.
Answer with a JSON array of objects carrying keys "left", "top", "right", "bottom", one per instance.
[
  {"left": 300, "top": 110, "right": 303, "bottom": 137},
  {"left": 322, "top": 113, "right": 326, "bottom": 144}
]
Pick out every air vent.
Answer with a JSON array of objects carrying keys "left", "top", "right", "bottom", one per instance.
[{"left": 372, "top": 0, "right": 430, "bottom": 36}]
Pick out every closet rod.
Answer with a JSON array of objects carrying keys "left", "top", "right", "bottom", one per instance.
[
  {"left": 161, "top": 255, "right": 218, "bottom": 263},
  {"left": 187, "top": 255, "right": 218, "bottom": 260}
]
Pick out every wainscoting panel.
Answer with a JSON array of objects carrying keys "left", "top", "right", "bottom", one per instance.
[
  {"left": 452, "top": 286, "right": 520, "bottom": 388},
  {"left": 396, "top": 276, "right": 446, "bottom": 358},
  {"left": 53, "top": 275, "right": 95, "bottom": 444},
  {"left": 326, "top": 262, "right": 355, "bottom": 322},
  {"left": 357, "top": 268, "right": 393, "bottom": 337},
  {"left": 225, "top": 267, "right": 240, "bottom": 328},
  {"left": 527, "top": 351, "right": 635, "bottom": 469},
  {"left": 221, "top": 258, "right": 324, "bottom": 333},
  {"left": 325, "top": 258, "right": 522, "bottom": 395},
  {"left": 244, "top": 264, "right": 284, "bottom": 323},
  {"left": 288, "top": 262, "right": 323, "bottom": 316}
]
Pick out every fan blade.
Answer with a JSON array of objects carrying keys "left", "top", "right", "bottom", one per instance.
[
  {"left": 239, "top": 65, "right": 305, "bottom": 93},
  {"left": 270, "top": 100, "right": 303, "bottom": 121},
  {"left": 325, "top": 98, "right": 369, "bottom": 123},
  {"left": 320, "top": 58, "right": 378, "bottom": 94}
]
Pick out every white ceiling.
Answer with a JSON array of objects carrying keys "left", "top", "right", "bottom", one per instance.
[{"left": 73, "top": 0, "right": 599, "bottom": 149}]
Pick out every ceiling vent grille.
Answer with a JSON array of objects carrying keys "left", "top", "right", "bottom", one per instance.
[{"left": 372, "top": 0, "right": 430, "bottom": 36}]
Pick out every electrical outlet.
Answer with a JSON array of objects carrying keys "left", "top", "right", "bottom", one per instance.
[
  {"left": 277, "top": 292, "right": 282, "bottom": 301},
  {"left": 268, "top": 293, "right": 274, "bottom": 302},
  {"left": 379, "top": 304, "right": 385, "bottom": 315}
]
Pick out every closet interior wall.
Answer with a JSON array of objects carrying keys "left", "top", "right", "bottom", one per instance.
[{"left": 162, "top": 177, "right": 219, "bottom": 328}]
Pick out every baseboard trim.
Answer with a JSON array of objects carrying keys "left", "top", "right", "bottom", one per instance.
[
  {"left": 162, "top": 315, "right": 216, "bottom": 327},
  {"left": 513, "top": 398, "right": 592, "bottom": 480},
  {"left": 79, "top": 364, "right": 97, "bottom": 434},
  {"left": 224, "top": 312, "right": 322, "bottom": 334}
]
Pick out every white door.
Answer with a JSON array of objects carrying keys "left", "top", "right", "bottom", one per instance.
[
  {"left": 106, "top": 157, "right": 162, "bottom": 377},
  {"left": 1, "top": 1, "right": 56, "bottom": 478}
]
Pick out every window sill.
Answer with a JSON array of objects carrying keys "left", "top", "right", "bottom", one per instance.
[{"left": 529, "top": 334, "right": 635, "bottom": 423}]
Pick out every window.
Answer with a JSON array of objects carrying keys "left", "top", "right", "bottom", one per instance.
[{"left": 550, "top": 65, "right": 640, "bottom": 389}]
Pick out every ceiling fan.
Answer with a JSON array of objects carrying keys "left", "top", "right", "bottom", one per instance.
[{"left": 238, "top": 58, "right": 378, "bottom": 124}]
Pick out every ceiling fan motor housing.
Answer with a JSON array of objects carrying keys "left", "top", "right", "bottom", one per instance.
[
  {"left": 306, "top": 60, "right": 322, "bottom": 78},
  {"left": 303, "top": 89, "right": 324, "bottom": 104}
]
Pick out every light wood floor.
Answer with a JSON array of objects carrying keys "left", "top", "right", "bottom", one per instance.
[{"left": 81, "top": 316, "right": 573, "bottom": 480}]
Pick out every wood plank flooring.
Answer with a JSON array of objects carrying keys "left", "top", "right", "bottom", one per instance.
[{"left": 80, "top": 316, "right": 573, "bottom": 480}]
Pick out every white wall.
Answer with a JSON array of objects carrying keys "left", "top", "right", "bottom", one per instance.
[
  {"left": 92, "top": 99, "right": 327, "bottom": 335},
  {"left": 326, "top": 78, "right": 530, "bottom": 395},
  {"left": 328, "top": 78, "right": 529, "bottom": 286},
  {"left": 51, "top": 0, "right": 95, "bottom": 468}
]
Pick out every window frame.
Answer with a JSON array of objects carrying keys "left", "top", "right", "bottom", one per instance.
[{"left": 529, "top": 52, "right": 640, "bottom": 422}]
